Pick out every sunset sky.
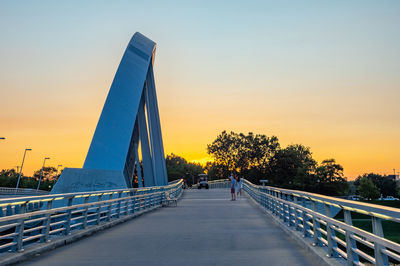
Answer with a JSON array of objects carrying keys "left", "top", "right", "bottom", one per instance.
[{"left": 0, "top": 1, "right": 399, "bottom": 179}]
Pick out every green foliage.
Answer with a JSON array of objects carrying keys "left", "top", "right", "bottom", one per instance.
[
  {"left": 358, "top": 176, "right": 380, "bottom": 200},
  {"left": 269, "top": 144, "right": 317, "bottom": 190},
  {"left": 355, "top": 173, "right": 398, "bottom": 197},
  {"left": 316, "top": 159, "right": 348, "bottom": 195},
  {"left": 0, "top": 168, "right": 57, "bottom": 191},
  {"left": 207, "top": 131, "right": 279, "bottom": 183},
  {"left": 207, "top": 130, "right": 349, "bottom": 196},
  {"left": 165, "top": 153, "right": 204, "bottom": 182}
]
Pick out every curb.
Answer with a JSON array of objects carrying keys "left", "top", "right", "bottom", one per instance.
[{"left": 246, "top": 193, "right": 344, "bottom": 266}]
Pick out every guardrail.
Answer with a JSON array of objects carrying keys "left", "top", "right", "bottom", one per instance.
[
  {"left": 0, "top": 187, "right": 49, "bottom": 196},
  {"left": 0, "top": 180, "right": 183, "bottom": 254},
  {"left": 244, "top": 179, "right": 400, "bottom": 266},
  {"left": 208, "top": 179, "right": 230, "bottom": 188}
]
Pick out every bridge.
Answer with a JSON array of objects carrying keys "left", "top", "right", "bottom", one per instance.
[
  {"left": 1, "top": 32, "right": 400, "bottom": 265},
  {"left": 0, "top": 180, "right": 399, "bottom": 265}
]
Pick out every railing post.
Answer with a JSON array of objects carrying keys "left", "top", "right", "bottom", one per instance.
[
  {"left": 302, "top": 209, "right": 310, "bottom": 238},
  {"left": 41, "top": 200, "right": 53, "bottom": 243},
  {"left": 82, "top": 196, "right": 89, "bottom": 229},
  {"left": 293, "top": 197, "right": 299, "bottom": 230},
  {"left": 286, "top": 203, "right": 291, "bottom": 225},
  {"left": 311, "top": 201, "right": 322, "bottom": 246},
  {"left": 325, "top": 204, "right": 338, "bottom": 258},
  {"left": 116, "top": 192, "right": 122, "bottom": 218},
  {"left": 125, "top": 192, "right": 131, "bottom": 215},
  {"left": 107, "top": 194, "right": 113, "bottom": 221},
  {"left": 302, "top": 197, "right": 311, "bottom": 238},
  {"left": 371, "top": 216, "right": 389, "bottom": 266},
  {"left": 13, "top": 203, "right": 26, "bottom": 252},
  {"left": 343, "top": 210, "right": 359, "bottom": 265},
  {"left": 96, "top": 194, "right": 103, "bottom": 225},
  {"left": 65, "top": 197, "right": 73, "bottom": 235}
]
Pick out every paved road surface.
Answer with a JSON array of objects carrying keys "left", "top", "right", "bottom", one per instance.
[{"left": 22, "top": 189, "right": 319, "bottom": 266}]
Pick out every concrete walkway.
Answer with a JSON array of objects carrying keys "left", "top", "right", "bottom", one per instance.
[{"left": 22, "top": 189, "right": 319, "bottom": 266}]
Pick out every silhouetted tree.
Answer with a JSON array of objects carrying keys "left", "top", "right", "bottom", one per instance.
[
  {"left": 315, "top": 159, "right": 348, "bottom": 196},
  {"left": 358, "top": 176, "right": 380, "bottom": 200},
  {"left": 165, "top": 154, "right": 204, "bottom": 182},
  {"left": 354, "top": 173, "right": 398, "bottom": 197},
  {"left": 207, "top": 131, "right": 280, "bottom": 183}
]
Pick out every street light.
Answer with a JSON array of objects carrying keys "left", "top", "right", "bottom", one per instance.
[
  {"left": 54, "top": 164, "right": 62, "bottom": 183},
  {"left": 16, "top": 148, "right": 32, "bottom": 190},
  {"left": 37, "top": 157, "right": 50, "bottom": 191}
]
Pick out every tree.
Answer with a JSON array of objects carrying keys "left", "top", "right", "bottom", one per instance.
[
  {"left": 315, "top": 159, "right": 348, "bottom": 196},
  {"left": 358, "top": 176, "right": 380, "bottom": 200},
  {"left": 206, "top": 130, "right": 349, "bottom": 196},
  {"left": 33, "top": 166, "right": 57, "bottom": 191},
  {"left": 355, "top": 173, "right": 398, "bottom": 197},
  {"left": 0, "top": 169, "right": 19, "bottom": 187},
  {"left": 207, "top": 131, "right": 279, "bottom": 183},
  {"left": 268, "top": 144, "right": 317, "bottom": 190},
  {"left": 165, "top": 154, "right": 204, "bottom": 182}
]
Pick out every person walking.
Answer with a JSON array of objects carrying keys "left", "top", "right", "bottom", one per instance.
[
  {"left": 230, "top": 175, "right": 236, "bottom": 201},
  {"left": 236, "top": 176, "right": 243, "bottom": 197}
]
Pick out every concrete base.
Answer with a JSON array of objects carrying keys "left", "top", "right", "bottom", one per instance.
[{"left": 51, "top": 168, "right": 130, "bottom": 194}]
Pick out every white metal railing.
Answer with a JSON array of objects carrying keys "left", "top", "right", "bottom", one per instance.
[
  {"left": 0, "top": 187, "right": 49, "bottom": 196},
  {"left": 0, "top": 180, "right": 183, "bottom": 254},
  {"left": 208, "top": 179, "right": 230, "bottom": 188},
  {"left": 244, "top": 179, "right": 400, "bottom": 266}
]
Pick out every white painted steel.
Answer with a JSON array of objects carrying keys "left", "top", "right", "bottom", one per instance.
[
  {"left": 0, "top": 180, "right": 183, "bottom": 254},
  {"left": 243, "top": 179, "right": 400, "bottom": 266}
]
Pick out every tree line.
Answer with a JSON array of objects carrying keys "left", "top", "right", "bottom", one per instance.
[
  {"left": 205, "top": 131, "right": 348, "bottom": 195},
  {"left": 0, "top": 167, "right": 60, "bottom": 191},
  {"left": 166, "top": 130, "right": 400, "bottom": 198},
  {"left": 1, "top": 130, "right": 398, "bottom": 198}
]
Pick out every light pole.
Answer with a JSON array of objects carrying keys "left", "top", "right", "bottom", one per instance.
[
  {"left": 16, "top": 148, "right": 32, "bottom": 190},
  {"left": 54, "top": 164, "right": 62, "bottom": 183},
  {"left": 37, "top": 157, "right": 50, "bottom": 191}
]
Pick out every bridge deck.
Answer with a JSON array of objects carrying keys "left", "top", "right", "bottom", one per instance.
[{"left": 22, "top": 189, "right": 318, "bottom": 266}]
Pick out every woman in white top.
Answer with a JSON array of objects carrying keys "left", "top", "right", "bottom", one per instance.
[{"left": 236, "top": 176, "right": 242, "bottom": 197}]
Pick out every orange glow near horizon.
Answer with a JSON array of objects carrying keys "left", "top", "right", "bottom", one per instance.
[{"left": 0, "top": 1, "right": 399, "bottom": 181}]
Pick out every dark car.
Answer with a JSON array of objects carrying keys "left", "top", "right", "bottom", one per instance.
[{"left": 197, "top": 174, "right": 209, "bottom": 189}]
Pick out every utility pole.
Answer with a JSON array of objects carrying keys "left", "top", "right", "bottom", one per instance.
[
  {"left": 37, "top": 157, "right": 50, "bottom": 191},
  {"left": 54, "top": 164, "right": 62, "bottom": 183},
  {"left": 16, "top": 148, "right": 32, "bottom": 190}
]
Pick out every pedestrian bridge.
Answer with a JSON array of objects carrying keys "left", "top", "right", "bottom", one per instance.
[{"left": 0, "top": 180, "right": 399, "bottom": 266}]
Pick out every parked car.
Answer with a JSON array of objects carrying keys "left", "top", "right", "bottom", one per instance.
[
  {"left": 347, "top": 195, "right": 360, "bottom": 201},
  {"left": 379, "top": 196, "right": 399, "bottom": 201},
  {"left": 197, "top": 174, "right": 209, "bottom": 189}
]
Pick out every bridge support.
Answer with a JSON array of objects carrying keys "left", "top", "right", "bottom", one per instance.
[{"left": 52, "top": 32, "right": 168, "bottom": 195}]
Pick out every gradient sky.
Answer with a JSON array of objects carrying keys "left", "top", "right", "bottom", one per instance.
[{"left": 0, "top": 0, "right": 399, "bottom": 179}]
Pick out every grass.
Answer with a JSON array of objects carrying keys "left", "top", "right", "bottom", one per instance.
[{"left": 334, "top": 200, "right": 400, "bottom": 243}]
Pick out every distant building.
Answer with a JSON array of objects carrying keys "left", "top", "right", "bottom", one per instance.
[{"left": 387, "top": 175, "right": 400, "bottom": 181}]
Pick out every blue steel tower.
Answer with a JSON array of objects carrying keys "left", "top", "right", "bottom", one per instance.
[{"left": 51, "top": 32, "right": 168, "bottom": 194}]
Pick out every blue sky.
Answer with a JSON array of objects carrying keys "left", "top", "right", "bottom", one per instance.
[{"left": 0, "top": 0, "right": 399, "bottom": 178}]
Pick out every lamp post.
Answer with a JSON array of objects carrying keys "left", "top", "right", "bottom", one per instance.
[
  {"left": 37, "top": 157, "right": 50, "bottom": 191},
  {"left": 16, "top": 148, "right": 32, "bottom": 190},
  {"left": 54, "top": 164, "right": 62, "bottom": 183}
]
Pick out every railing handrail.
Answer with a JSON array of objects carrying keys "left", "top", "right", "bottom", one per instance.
[
  {"left": 0, "top": 179, "right": 184, "bottom": 256},
  {"left": 244, "top": 179, "right": 400, "bottom": 265},
  {"left": 245, "top": 179, "right": 400, "bottom": 221},
  {"left": 0, "top": 180, "right": 183, "bottom": 206}
]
